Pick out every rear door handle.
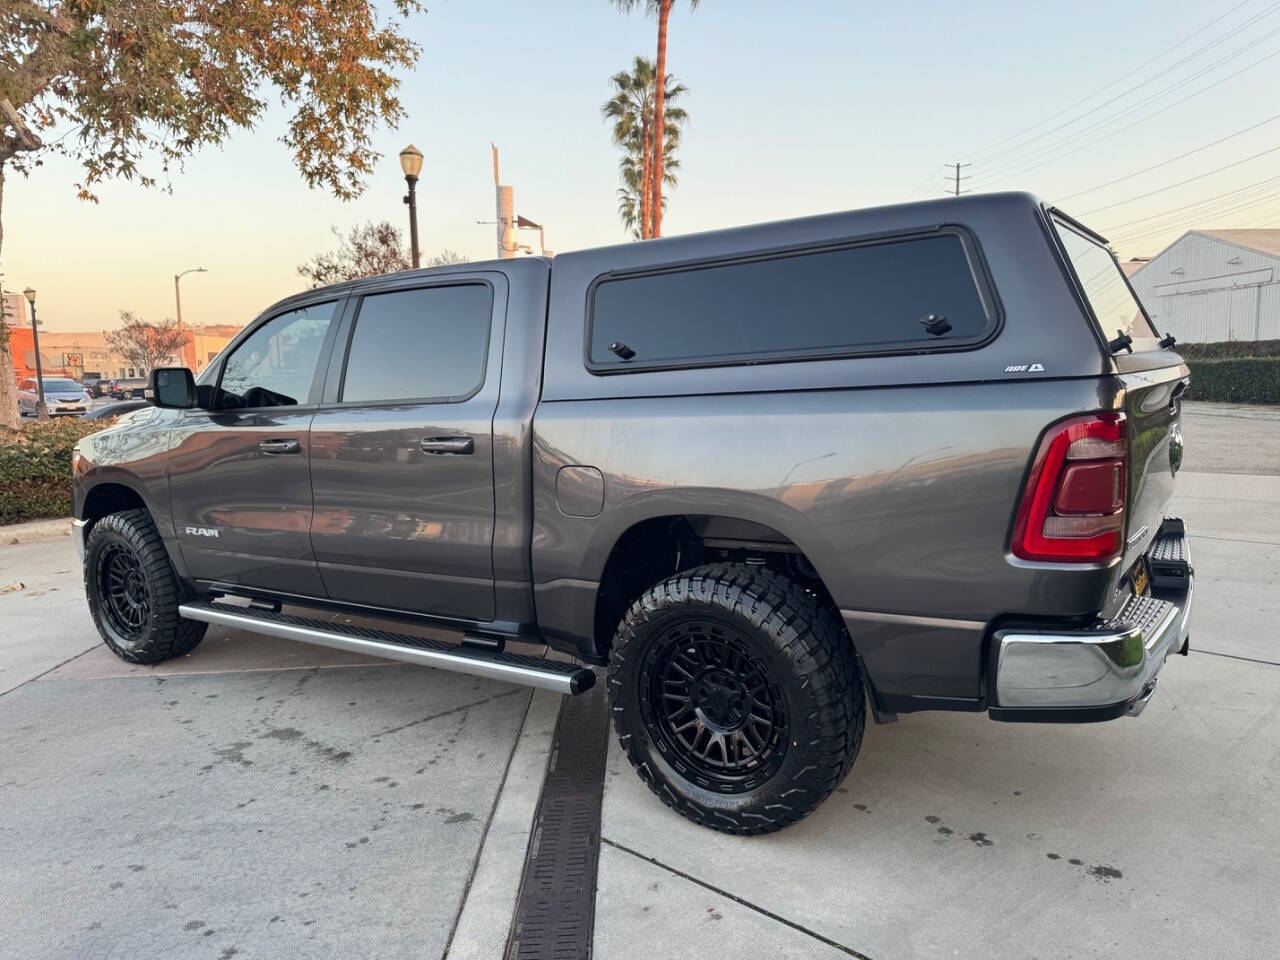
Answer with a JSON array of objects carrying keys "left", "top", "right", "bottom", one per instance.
[
  {"left": 259, "top": 438, "right": 301, "bottom": 455},
  {"left": 421, "top": 436, "right": 475, "bottom": 455}
]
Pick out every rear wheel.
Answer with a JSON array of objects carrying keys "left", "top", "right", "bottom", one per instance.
[
  {"left": 608, "top": 563, "right": 864, "bottom": 834},
  {"left": 85, "top": 509, "right": 206, "bottom": 664}
]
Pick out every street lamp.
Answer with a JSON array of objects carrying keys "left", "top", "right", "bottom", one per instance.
[
  {"left": 23, "top": 287, "right": 46, "bottom": 419},
  {"left": 174, "top": 267, "right": 206, "bottom": 369},
  {"left": 399, "top": 144, "right": 424, "bottom": 269}
]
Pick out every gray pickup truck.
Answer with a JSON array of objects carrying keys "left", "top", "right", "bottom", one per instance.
[{"left": 73, "top": 192, "right": 1193, "bottom": 833}]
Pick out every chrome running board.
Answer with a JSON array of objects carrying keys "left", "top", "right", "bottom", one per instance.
[{"left": 178, "top": 600, "right": 594, "bottom": 695}]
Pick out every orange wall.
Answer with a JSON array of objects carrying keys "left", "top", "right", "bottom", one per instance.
[{"left": 7, "top": 326, "right": 37, "bottom": 381}]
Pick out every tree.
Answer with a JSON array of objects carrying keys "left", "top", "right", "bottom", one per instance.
[
  {"left": 603, "top": 58, "right": 687, "bottom": 239},
  {"left": 104, "top": 311, "right": 189, "bottom": 376},
  {"left": 612, "top": 0, "right": 699, "bottom": 238},
  {"left": 0, "top": 1, "right": 425, "bottom": 429},
  {"left": 297, "top": 221, "right": 468, "bottom": 287}
]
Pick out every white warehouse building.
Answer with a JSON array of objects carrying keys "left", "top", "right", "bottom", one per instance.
[{"left": 1126, "top": 230, "right": 1280, "bottom": 343}]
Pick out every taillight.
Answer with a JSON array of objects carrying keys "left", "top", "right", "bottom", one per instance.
[{"left": 1011, "top": 412, "right": 1127, "bottom": 562}]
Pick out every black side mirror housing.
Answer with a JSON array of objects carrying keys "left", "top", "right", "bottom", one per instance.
[{"left": 148, "top": 367, "right": 198, "bottom": 409}]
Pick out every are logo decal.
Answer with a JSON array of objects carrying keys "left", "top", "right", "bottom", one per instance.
[
  {"left": 1004, "top": 362, "right": 1045, "bottom": 374},
  {"left": 185, "top": 526, "right": 221, "bottom": 538}
]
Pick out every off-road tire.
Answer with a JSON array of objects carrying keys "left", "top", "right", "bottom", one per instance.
[
  {"left": 607, "top": 563, "right": 864, "bottom": 834},
  {"left": 85, "top": 509, "right": 206, "bottom": 664}
]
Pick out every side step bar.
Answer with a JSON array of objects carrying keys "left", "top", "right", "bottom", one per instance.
[{"left": 178, "top": 600, "right": 595, "bottom": 695}]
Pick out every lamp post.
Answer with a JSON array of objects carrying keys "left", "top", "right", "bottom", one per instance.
[
  {"left": 174, "top": 267, "right": 206, "bottom": 369},
  {"left": 399, "top": 144, "right": 424, "bottom": 269},
  {"left": 23, "top": 287, "right": 46, "bottom": 419}
]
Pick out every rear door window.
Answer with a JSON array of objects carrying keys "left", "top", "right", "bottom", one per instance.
[
  {"left": 588, "top": 232, "right": 995, "bottom": 370},
  {"left": 1053, "top": 217, "right": 1161, "bottom": 348},
  {"left": 340, "top": 283, "right": 492, "bottom": 404}
]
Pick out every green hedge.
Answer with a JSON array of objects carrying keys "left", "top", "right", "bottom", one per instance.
[
  {"left": 1178, "top": 339, "right": 1280, "bottom": 360},
  {"left": 0, "top": 418, "right": 115, "bottom": 525},
  {"left": 1185, "top": 357, "right": 1280, "bottom": 405}
]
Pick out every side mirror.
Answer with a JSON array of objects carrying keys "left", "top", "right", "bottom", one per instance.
[{"left": 148, "top": 367, "right": 198, "bottom": 409}]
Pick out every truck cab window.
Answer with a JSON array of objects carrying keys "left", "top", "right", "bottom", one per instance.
[
  {"left": 218, "top": 302, "right": 336, "bottom": 409},
  {"left": 340, "top": 284, "right": 492, "bottom": 403}
]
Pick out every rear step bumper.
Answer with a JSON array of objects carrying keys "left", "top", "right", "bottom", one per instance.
[
  {"left": 989, "top": 517, "right": 1193, "bottom": 723},
  {"left": 177, "top": 601, "right": 596, "bottom": 696}
]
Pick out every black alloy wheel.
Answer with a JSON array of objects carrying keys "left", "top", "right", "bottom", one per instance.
[
  {"left": 97, "top": 542, "right": 152, "bottom": 638},
  {"left": 642, "top": 618, "right": 789, "bottom": 793},
  {"left": 84, "top": 509, "right": 206, "bottom": 664},
  {"left": 608, "top": 563, "right": 865, "bottom": 834}
]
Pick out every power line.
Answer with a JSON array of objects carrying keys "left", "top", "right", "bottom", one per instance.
[
  {"left": 1099, "top": 174, "right": 1280, "bottom": 231},
  {"left": 1055, "top": 113, "right": 1280, "bottom": 202},
  {"left": 963, "top": 0, "right": 1258, "bottom": 162},
  {"left": 969, "top": 43, "right": 1280, "bottom": 189},
  {"left": 903, "top": 164, "right": 945, "bottom": 200},
  {"left": 1075, "top": 143, "right": 1280, "bottom": 215},
  {"left": 1230, "top": 204, "right": 1280, "bottom": 226},
  {"left": 967, "top": 19, "right": 1280, "bottom": 185},
  {"left": 1112, "top": 187, "right": 1280, "bottom": 245},
  {"left": 970, "top": 0, "right": 1280, "bottom": 166}
]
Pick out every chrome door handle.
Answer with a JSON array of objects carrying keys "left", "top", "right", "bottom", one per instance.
[
  {"left": 259, "top": 438, "right": 301, "bottom": 455},
  {"left": 421, "top": 436, "right": 475, "bottom": 455}
]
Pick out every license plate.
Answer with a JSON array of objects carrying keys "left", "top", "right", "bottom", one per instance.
[{"left": 1131, "top": 559, "right": 1150, "bottom": 596}]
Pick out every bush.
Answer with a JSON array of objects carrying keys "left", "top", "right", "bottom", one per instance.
[
  {"left": 0, "top": 418, "right": 116, "bottom": 525},
  {"left": 1185, "top": 357, "right": 1280, "bottom": 405},
  {"left": 1178, "top": 339, "right": 1280, "bottom": 360}
]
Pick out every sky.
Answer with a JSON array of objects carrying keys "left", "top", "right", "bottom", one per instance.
[{"left": 5, "top": 0, "right": 1280, "bottom": 332}]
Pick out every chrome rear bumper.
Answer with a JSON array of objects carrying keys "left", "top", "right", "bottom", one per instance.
[{"left": 990, "top": 518, "right": 1193, "bottom": 722}]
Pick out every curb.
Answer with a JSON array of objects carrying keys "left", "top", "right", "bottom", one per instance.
[{"left": 2, "top": 517, "right": 74, "bottom": 545}]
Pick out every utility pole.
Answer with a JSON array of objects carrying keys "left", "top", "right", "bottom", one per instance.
[{"left": 947, "top": 162, "right": 972, "bottom": 197}]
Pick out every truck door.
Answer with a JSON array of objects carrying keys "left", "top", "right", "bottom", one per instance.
[
  {"left": 307, "top": 277, "right": 503, "bottom": 621},
  {"left": 168, "top": 300, "right": 341, "bottom": 596}
]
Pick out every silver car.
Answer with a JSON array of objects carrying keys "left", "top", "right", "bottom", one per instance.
[{"left": 18, "top": 377, "right": 93, "bottom": 417}]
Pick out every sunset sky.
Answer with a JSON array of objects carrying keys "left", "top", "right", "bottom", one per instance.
[{"left": 5, "top": 0, "right": 1279, "bottom": 332}]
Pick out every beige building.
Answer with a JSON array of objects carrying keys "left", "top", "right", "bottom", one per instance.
[{"left": 186, "top": 324, "right": 245, "bottom": 373}]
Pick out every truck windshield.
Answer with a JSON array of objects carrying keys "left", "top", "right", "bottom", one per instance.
[{"left": 1053, "top": 216, "right": 1161, "bottom": 349}]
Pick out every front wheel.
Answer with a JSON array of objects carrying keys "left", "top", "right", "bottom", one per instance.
[
  {"left": 607, "top": 563, "right": 864, "bottom": 834},
  {"left": 85, "top": 509, "right": 206, "bottom": 664}
]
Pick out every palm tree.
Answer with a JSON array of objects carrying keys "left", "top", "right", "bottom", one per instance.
[
  {"left": 602, "top": 57, "right": 688, "bottom": 238},
  {"left": 612, "top": 0, "right": 700, "bottom": 237}
]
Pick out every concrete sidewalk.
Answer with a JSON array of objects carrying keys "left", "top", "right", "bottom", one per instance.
[{"left": 0, "top": 402, "right": 1275, "bottom": 959}]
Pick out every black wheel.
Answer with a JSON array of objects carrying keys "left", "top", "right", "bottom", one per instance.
[
  {"left": 85, "top": 509, "right": 206, "bottom": 664},
  {"left": 608, "top": 563, "right": 864, "bottom": 834}
]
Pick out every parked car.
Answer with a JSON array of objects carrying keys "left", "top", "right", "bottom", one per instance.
[
  {"left": 107, "top": 377, "right": 148, "bottom": 399},
  {"left": 82, "top": 374, "right": 107, "bottom": 397},
  {"left": 18, "top": 377, "right": 92, "bottom": 416},
  {"left": 82, "top": 399, "right": 151, "bottom": 419},
  {"left": 72, "top": 193, "right": 1193, "bottom": 833}
]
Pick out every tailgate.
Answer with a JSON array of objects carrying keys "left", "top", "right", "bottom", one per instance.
[{"left": 1120, "top": 362, "right": 1190, "bottom": 571}]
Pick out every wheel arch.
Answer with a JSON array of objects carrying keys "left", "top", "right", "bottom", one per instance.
[
  {"left": 590, "top": 511, "right": 845, "bottom": 660},
  {"left": 80, "top": 480, "right": 150, "bottom": 534},
  {"left": 77, "top": 476, "right": 189, "bottom": 580}
]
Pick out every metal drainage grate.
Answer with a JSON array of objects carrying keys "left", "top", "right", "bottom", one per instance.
[{"left": 506, "top": 674, "right": 609, "bottom": 960}]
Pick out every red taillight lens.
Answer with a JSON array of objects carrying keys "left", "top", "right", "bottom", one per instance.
[{"left": 1012, "top": 412, "right": 1127, "bottom": 562}]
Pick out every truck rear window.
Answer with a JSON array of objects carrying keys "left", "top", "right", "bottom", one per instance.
[
  {"left": 1053, "top": 217, "right": 1161, "bottom": 347},
  {"left": 588, "top": 232, "right": 995, "bottom": 370}
]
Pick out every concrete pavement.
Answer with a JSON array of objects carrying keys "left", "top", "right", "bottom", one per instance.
[{"left": 0, "top": 400, "right": 1275, "bottom": 959}]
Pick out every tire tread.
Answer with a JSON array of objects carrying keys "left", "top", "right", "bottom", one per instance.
[
  {"left": 85, "top": 509, "right": 205, "bottom": 664},
  {"left": 607, "top": 562, "right": 864, "bottom": 834}
]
